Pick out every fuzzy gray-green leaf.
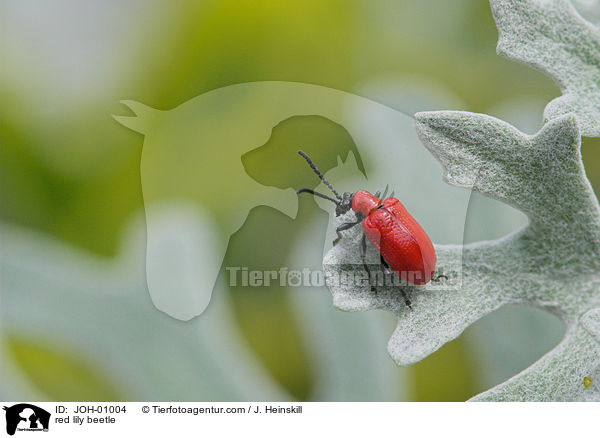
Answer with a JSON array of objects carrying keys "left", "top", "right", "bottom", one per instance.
[
  {"left": 324, "top": 110, "right": 600, "bottom": 400},
  {"left": 490, "top": 0, "right": 600, "bottom": 137}
]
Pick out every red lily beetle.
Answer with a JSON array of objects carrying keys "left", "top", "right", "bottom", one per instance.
[{"left": 296, "top": 150, "right": 441, "bottom": 307}]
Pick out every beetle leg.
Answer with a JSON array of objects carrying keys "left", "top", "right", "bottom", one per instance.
[
  {"left": 432, "top": 273, "right": 448, "bottom": 282},
  {"left": 333, "top": 220, "right": 362, "bottom": 246},
  {"left": 380, "top": 254, "right": 413, "bottom": 309},
  {"left": 360, "top": 233, "right": 377, "bottom": 293}
]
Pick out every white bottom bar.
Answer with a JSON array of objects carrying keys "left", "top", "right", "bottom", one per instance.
[{"left": 0, "top": 402, "right": 590, "bottom": 437}]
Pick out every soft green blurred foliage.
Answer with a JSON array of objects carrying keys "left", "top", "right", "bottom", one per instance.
[
  {"left": 411, "top": 338, "right": 478, "bottom": 402},
  {"left": 6, "top": 336, "right": 123, "bottom": 401},
  {"left": 1, "top": 0, "right": 596, "bottom": 401}
]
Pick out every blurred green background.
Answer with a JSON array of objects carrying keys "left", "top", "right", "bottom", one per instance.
[{"left": 1, "top": 0, "right": 599, "bottom": 401}]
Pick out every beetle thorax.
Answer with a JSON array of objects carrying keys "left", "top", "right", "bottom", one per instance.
[{"left": 352, "top": 190, "right": 382, "bottom": 216}]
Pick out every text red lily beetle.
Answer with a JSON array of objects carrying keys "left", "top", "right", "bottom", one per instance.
[{"left": 296, "top": 150, "right": 443, "bottom": 307}]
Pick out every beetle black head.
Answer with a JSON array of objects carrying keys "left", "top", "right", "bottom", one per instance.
[
  {"left": 296, "top": 150, "right": 355, "bottom": 217},
  {"left": 335, "top": 192, "right": 354, "bottom": 217}
]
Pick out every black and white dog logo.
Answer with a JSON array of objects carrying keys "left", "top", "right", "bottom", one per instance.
[{"left": 3, "top": 404, "right": 50, "bottom": 435}]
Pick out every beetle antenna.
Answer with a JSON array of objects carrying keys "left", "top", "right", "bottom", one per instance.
[
  {"left": 297, "top": 150, "right": 342, "bottom": 200},
  {"left": 296, "top": 188, "right": 339, "bottom": 204}
]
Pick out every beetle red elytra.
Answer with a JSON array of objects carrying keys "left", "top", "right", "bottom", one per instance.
[{"left": 296, "top": 150, "right": 442, "bottom": 307}]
